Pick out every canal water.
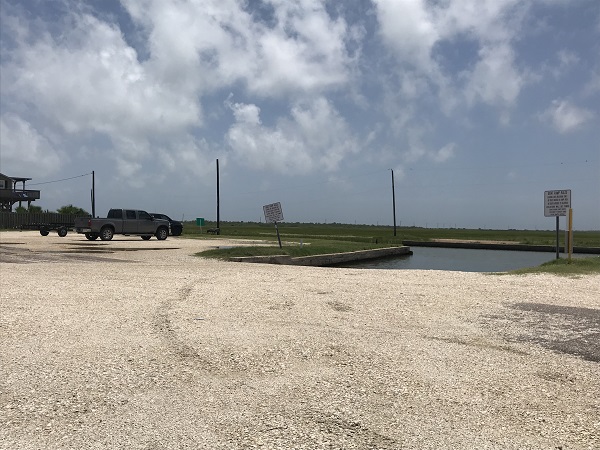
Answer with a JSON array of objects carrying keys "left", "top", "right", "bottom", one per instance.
[{"left": 339, "top": 247, "right": 567, "bottom": 272}]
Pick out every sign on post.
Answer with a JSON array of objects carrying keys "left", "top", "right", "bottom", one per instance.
[
  {"left": 263, "top": 202, "right": 284, "bottom": 248},
  {"left": 263, "top": 202, "right": 284, "bottom": 223},
  {"left": 544, "top": 189, "right": 571, "bottom": 260},
  {"left": 196, "top": 217, "right": 205, "bottom": 234},
  {"left": 544, "top": 190, "right": 571, "bottom": 217}
]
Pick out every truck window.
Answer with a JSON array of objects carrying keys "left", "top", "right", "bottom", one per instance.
[
  {"left": 139, "top": 211, "right": 151, "bottom": 220},
  {"left": 126, "top": 210, "right": 137, "bottom": 219},
  {"left": 108, "top": 209, "right": 122, "bottom": 219}
]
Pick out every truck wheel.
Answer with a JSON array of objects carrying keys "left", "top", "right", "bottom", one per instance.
[
  {"left": 141, "top": 235, "right": 152, "bottom": 240},
  {"left": 85, "top": 233, "right": 99, "bottom": 241},
  {"left": 58, "top": 227, "right": 68, "bottom": 237},
  {"left": 100, "top": 226, "right": 114, "bottom": 241},
  {"left": 155, "top": 227, "right": 168, "bottom": 241},
  {"left": 40, "top": 229, "right": 49, "bottom": 236}
]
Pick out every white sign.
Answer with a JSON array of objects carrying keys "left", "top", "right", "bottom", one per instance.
[
  {"left": 263, "top": 202, "right": 284, "bottom": 223},
  {"left": 544, "top": 190, "right": 571, "bottom": 217}
]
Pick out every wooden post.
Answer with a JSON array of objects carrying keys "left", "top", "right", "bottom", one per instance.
[
  {"left": 568, "top": 208, "right": 573, "bottom": 263},
  {"left": 555, "top": 216, "right": 559, "bottom": 260}
]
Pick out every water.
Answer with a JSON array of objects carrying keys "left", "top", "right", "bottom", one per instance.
[{"left": 339, "top": 246, "right": 567, "bottom": 272}]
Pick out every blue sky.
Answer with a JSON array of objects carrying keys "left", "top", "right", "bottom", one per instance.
[{"left": 1, "top": 0, "right": 599, "bottom": 230}]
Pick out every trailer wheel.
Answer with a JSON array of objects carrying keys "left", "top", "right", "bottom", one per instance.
[
  {"left": 40, "top": 229, "right": 49, "bottom": 236},
  {"left": 57, "top": 227, "right": 68, "bottom": 237},
  {"left": 100, "top": 226, "right": 114, "bottom": 241},
  {"left": 155, "top": 226, "right": 168, "bottom": 241},
  {"left": 85, "top": 233, "right": 99, "bottom": 241},
  {"left": 141, "top": 235, "right": 152, "bottom": 240}
]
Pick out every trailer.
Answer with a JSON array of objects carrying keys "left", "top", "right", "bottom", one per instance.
[{"left": 20, "top": 222, "right": 74, "bottom": 237}]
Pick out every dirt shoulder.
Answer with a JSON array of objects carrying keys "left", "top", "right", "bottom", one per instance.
[{"left": 1, "top": 231, "right": 599, "bottom": 449}]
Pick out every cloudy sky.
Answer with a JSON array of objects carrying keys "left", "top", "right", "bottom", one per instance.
[{"left": 1, "top": 0, "right": 599, "bottom": 230}]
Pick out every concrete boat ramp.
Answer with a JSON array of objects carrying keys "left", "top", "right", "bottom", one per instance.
[{"left": 229, "top": 246, "right": 412, "bottom": 267}]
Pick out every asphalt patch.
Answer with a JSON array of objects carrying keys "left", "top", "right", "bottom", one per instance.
[{"left": 510, "top": 302, "right": 600, "bottom": 363}]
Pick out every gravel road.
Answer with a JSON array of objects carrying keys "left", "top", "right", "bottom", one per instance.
[{"left": 1, "top": 231, "right": 599, "bottom": 449}]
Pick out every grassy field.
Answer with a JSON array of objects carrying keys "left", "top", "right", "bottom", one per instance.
[
  {"left": 185, "top": 220, "right": 600, "bottom": 247},
  {"left": 507, "top": 256, "right": 600, "bottom": 276},
  {"left": 187, "top": 221, "right": 600, "bottom": 275},
  {"left": 197, "top": 239, "right": 393, "bottom": 259}
]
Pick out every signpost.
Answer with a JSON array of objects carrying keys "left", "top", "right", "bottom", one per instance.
[
  {"left": 544, "top": 190, "right": 571, "bottom": 260},
  {"left": 567, "top": 208, "right": 573, "bottom": 262},
  {"left": 263, "top": 202, "right": 284, "bottom": 248},
  {"left": 196, "top": 217, "right": 205, "bottom": 233}
]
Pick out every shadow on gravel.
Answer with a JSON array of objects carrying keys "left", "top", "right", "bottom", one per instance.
[
  {"left": 1, "top": 242, "right": 180, "bottom": 263},
  {"left": 65, "top": 246, "right": 179, "bottom": 253},
  {"left": 508, "top": 303, "right": 600, "bottom": 363}
]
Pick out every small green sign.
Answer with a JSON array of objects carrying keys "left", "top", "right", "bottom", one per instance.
[{"left": 196, "top": 218, "right": 205, "bottom": 226}]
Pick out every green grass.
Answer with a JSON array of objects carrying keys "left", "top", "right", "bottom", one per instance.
[
  {"left": 196, "top": 239, "right": 394, "bottom": 260},
  {"left": 185, "top": 221, "right": 600, "bottom": 247},
  {"left": 187, "top": 221, "right": 600, "bottom": 270},
  {"left": 507, "top": 256, "right": 600, "bottom": 276}
]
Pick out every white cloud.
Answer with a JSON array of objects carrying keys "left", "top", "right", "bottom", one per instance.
[
  {"left": 0, "top": 6, "right": 226, "bottom": 185},
  {"left": 229, "top": 100, "right": 262, "bottom": 126},
  {"left": 226, "top": 97, "right": 358, "bottom": 174},
  {"left": 3, "top": 12, "right": 200, "bottom": 137},
  {"left": 436, "top": 0, "right": 525, "bottom": 43},
  {"left": 464, "top": 43, "right": 524, "bottom": 108},
  {"left": 540, "top": 99, "right": 595, "bottom": 133},
  {"left": 373, "top": 0, "right": 529, "bottom": 123},
  {"left": 1, "top": 0, "right": 359, "bottom": 187},
  {"left": 123, "top": 0, "right": 353, "bottom": 97},
  {"left": 373, "top": 0, "right": 439, "bottom": 72},
  {"left": 0, "top": 113, "right": 63, "bottom": 177},
  {"left": 430, "top": 143, "right": 456, "bottom": 163}
]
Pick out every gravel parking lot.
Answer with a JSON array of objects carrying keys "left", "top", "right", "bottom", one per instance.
[{"left": 1, "top": 231, "right": 599, "bottom": 449}]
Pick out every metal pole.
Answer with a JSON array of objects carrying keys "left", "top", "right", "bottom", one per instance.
[
  {"left": 391, "top": 169, "right": 397, "bottom": 236},
  {"left": 91, "top": 170, "right": 96, "bottom": 218},
  {"left": 275, "top": 222, "right": 282, "bottom": 249},
  {"left": 216, "top": 159, "right": 220, "bottom": 234},
  {"left": 555, "top": 216, "right": 559, "bottom": 259}
]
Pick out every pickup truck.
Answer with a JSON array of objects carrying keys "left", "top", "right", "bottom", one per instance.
[
  {"left": 150, "top": 213, "right": 183, "bottom": 236},
  {"left": 74, "top": 209, "right": 170, "bottom": 241}
]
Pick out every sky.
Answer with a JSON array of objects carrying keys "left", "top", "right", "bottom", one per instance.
[{"left": 1, "top": 0, "right": 599, "bottom": 230}]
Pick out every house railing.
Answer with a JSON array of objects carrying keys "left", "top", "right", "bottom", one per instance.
[{"left": 0, "top": 189, "right": 41, "bottom": 201}]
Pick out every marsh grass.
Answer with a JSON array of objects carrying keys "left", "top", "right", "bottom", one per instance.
[
  {"left": 507, "top": 256, "right": 600, "bottom": 276},
  {"left": 189, "top": 221, "right": 600, "bottom": 271},
  {"left": 184, "top": 221, "right": 600, "bottom": 247},
  {"left": 196, "top": 239, "right": 393, "bottom": 259}
]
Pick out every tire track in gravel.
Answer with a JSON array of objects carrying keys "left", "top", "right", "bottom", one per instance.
[
  {"left": 153, "top": 283, "right": 213, "bottom": 367},
  {"left": 151, "top": 281, "right": 400, "bottom": 449},
  {"left": 231, "top": 410, "right": 399, "bottom": 449},
  {"left": 152, "top": 281, "right": 258, "bottom": 376}
]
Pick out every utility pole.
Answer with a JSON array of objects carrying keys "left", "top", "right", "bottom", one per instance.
[
  {"left": 216, "top": 159, "right": 220, "bottom": 233},
  {"left": 391, "top": 169, "right": 397, "bottom": 236},
  {"left": 91, "top": 170, "right": 96, "bottom": 217}
]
